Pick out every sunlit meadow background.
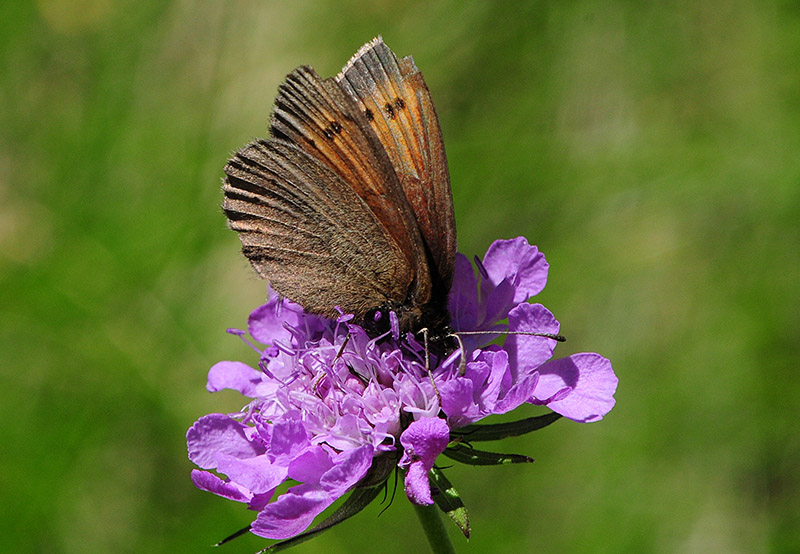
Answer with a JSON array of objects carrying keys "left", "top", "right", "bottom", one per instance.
[{"left": 2, "top": 1, "right": 799, "bottom": 553}]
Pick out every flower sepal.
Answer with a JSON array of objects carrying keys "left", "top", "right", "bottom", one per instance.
[
  {"left": 450, "top": 412, "right": 562, "bottom": 442},
  {"left": 442, "top": 444, "right": 535, "bottom": 466},
  {"left": 357, "top": 451, "right": 399, "bottom": 488},
  {"left": 429, "top": 467, "right": 471, "bottom": 539}
]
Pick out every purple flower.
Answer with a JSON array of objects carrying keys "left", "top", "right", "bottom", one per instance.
[
  {"left": 187, "top": 237, "right": 618, "bottom": 541},
  {"left": 398, "top": 418, "right": 451, "bottom": 505}
]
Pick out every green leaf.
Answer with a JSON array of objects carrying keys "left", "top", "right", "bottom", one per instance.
[
  {"left": 255, "top": 485, "right": 383, "bottom": 553},
  {"left": 442, "top": 444, "right": 534, "bottom": 466},
  {"left": 451, "top": 412, "right": 562, "bottom": 442},
  {"left": 429, "top": 467, "right": 470, "bottom": 538}
]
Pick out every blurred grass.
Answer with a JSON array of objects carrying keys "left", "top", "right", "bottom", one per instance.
[{"left": 2, "top": 1, "right": 799, "bottom": 553}]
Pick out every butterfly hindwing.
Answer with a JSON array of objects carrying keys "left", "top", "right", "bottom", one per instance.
[{"left": 223, "top": 138, "right": 412, "bottom": 320}]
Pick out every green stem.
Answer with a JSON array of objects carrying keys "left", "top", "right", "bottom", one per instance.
[{"left": 413, "top": 503, "right": 456, "bottom": 554}]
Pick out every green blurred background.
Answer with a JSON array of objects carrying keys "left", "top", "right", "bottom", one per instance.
[{"left": 2, "top": 1, "right": 798, "bottom": 552}]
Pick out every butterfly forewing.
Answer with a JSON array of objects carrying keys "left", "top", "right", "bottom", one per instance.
[
  {"left": 337, "top": 38, "right": 457, "bottom": 294},
  {"left": 269, "top": 66, "right": 429, "bottom": 298}
]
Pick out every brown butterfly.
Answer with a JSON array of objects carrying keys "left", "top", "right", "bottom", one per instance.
[{"left": 223, "top": 37, "right": 456, "bottom": 336}]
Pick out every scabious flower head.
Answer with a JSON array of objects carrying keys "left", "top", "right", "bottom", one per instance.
[{"left": 187, "top": 237, "right": 618, "bottom": 542}]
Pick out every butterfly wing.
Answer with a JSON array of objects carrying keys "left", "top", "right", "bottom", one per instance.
[
  {"left": 269, "top": 65, "right": 430, "bottom": 299},
  {"left": 223, "top": 138, "right": 413, "bottom": 320},
  {"left": 223, "top": 40, "right": 454, "bottom": 332},
  {"left": 336, "top": 37, "right": 457, "bottom": 295}
]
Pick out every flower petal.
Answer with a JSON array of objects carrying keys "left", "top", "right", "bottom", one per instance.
[
  {"left": 449, "top": 253, "right": 480, "bottom": 331},
  {"left": 206, "top": 361, "right": 264, "bottom": 397},
  {"left": 250, "top": 485, "right": 332, "bottom": 539},
  {"left": 482, "top": 237, "right": 549, "bottom": 302},
  {"left": 505, "top": 303, "right": 560, "bottom": 378},
  {"left": 319, "top": 445, "right": 374, "bottom": 496},
  {"left": 248, "top": 292, "right": 304, "bottom": 345},
  {"left": 494, "top": 372, "right": 540, "bottom": 414},
  {"left": 399, "top": 418, "right": 451, "bottom": 505},
  {"left": 269, "top": 414, "right": 311, "bottom": 464},
  {"left": 404, "top": 459, "right": 436, "bottom": 505},
  {"left": 473, "top": 348, "right": 511, "bottom": 408},
  {"left": 323, "top": 414, "right": 368, "bottom": 451},
  {"left": 216, "top": 453, "right": 287, "bottom": 495},
  {"left": 533, "top": 353, "right": 618, "bottom": 422},
  {"left": 288, "top": 447, "right": 334, "bottom": 484},
  {"left": 481, "top": 277, "right": 516, "bottom": 328},
  {"left": 439, "top": 377, "right": 475, "bottom": 426},
  {"left": 190, "top": 469, "right": 252, "bottom": 503},
  {"left": 186, "top": 414, "right": 265, "bottom": 469}
]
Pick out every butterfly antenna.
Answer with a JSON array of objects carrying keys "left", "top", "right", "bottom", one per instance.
[
  {"left": 454, "top": 330, "right": 567, "bottom": 342},
  {"left": 419, "top": 328, "right": 442, "bottom": 404},
  {"left": 312, "top": 332, "right": 352, "bottom": 394},
  {"left": 448, "top": 330, "right": 566, "bottom": 377},
  {"left": 447, "top": 332, "right": 468, "bottom": 376},
  {"left": 336, "top": 332, "right": 352, "bottom": 357}
]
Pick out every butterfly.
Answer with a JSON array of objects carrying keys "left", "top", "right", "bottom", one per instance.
[{"left": 222, "top": 37, "right": 456, "bottom": 337}]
